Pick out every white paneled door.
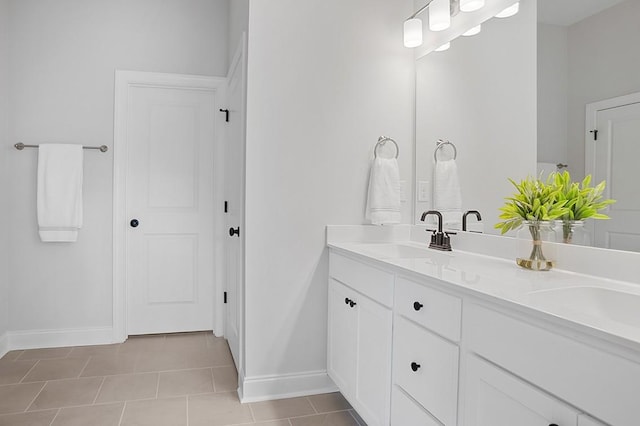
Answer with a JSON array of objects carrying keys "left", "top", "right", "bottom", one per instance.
[
  {"left": 587, "top": 94, "right": 640, "bottom": 252},
  {"left": 224, "top": 36, "right": 247, "bottom": 368},
  {"left": 122, "top": 75, "right": 221, "bottom": 335}
]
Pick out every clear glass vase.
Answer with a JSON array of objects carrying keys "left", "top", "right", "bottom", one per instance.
[
  {"left": 516, "top": 220, "right": 556, "bottom": 271},
  {"left": 556, "top": 220, "right": 591, "bottom": 246}
]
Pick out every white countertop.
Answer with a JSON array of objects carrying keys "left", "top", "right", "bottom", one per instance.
[{"left": 327, "top": 227, "right": 640, "bottom": 354}]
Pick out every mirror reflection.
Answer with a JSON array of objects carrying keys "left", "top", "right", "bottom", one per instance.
[{"left": 415, "top": 0, "right": 640, "bottom": 252}]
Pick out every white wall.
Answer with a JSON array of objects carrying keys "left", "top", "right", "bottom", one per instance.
[
  {"left": 415, "top": 0, "right": 537, "bottom": 234},
  {"left": 537, "top": 23, "right": 568, "bottom": 165},
  {"left": 243, "top": 0, "right": 414, "bottom": 396},
  {"left": 6, "top": 0, "right": 229, "bottom": 334},
  {"left": 0, "top": 0, "right": 10, "bottom": 348},
  {"left": 228, "top": 0, "right": 249, "bottom": 63},
  {"left": 566, "top": 0, "right": 640, "bottom": 178}
]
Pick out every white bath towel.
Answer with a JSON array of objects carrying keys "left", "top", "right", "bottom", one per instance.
[
  {"left": 365, "top": 157, "right": 401, "bottom": 225},
  {"left": 37, "top": 144, "right": 84, "bottom": 242},
  {"left": 433, "top": 159, "right": 462, "bottom": 227}
]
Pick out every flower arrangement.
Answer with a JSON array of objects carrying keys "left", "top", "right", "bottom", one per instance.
[
  {"left": 551, "top": 171, "right": 615, "bottom": 243},
  {"left": 494, "top": 177, "right": 569, "bottom": 235}
]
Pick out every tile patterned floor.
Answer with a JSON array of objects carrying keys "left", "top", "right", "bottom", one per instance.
[{"left": 0, "top": 332, "right": 364, "bottom": 426}]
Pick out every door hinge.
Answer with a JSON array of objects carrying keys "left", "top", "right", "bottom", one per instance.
[
  {"left": 219, "top": 108, "right": 229, "bottom": 122},
  {"left": 590, "top": 129, "right": 598, "bottom": 141},
  {"left": 224, "top": 291, "right": 227, "bottom": 304},
  {"left": 224, "top": 201, "right": 228, "bottom": 213}
]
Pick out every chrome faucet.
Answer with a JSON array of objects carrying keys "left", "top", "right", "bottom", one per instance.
[
  {"left": 420, "top": 210, "right": 454, "bottom": 251},
  {"left": 462, "top": 210, "right": 482, "bottom": 232}
]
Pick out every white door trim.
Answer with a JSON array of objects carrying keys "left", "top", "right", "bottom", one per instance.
[
  {"left": 585, "top": 91, "right": 640, "bottom": 178},
  {"left": 113, "top": 70, "right": 227, "bottom": 342}
]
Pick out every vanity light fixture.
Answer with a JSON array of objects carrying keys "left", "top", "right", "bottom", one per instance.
[
  {"left": 460, "top": 0, "right": 484, "bottom": 13},
  {"left": 403, "top": 0, "right": 433, "bottom": 48},
  {"left": 495, "top": 2, "right": 519, "bottom": 18},
  {"left": 461, "top": 24, "right": 481, "bottom": 36},
  {"left": 429, "top": 0, "right": 451, "bottom": 31},
  {"left": 435, "top": 42, "right": 451, "bottom": 52}
]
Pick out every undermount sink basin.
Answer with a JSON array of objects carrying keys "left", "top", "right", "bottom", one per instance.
[
  {"left": 355, "top": 243, "right": 433, "bottom": 259},
  {"left": 527, "top": 286, "right": 640, "bottom": 329}
]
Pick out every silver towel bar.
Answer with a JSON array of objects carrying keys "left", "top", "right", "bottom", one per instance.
[
  {"left": 434, "top": 139, "right": 457, "bottom": 162},
  {"left": 374, "top": 136, "right": 399, "bottom": 159},
  {"left": 14, "top": 143, "right": 109, "bottom": 152}
]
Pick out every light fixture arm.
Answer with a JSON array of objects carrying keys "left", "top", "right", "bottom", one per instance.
[{"left": 407, "top": 0, "right": 435, "bottom": 20}]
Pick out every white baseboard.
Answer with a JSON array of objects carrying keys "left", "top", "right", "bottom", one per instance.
[
  {"left": 7, "top": 327, "right": 115, "bottom": 351},
  {"left": 0, "top": 332, "right": 8, "bottom": 358},
  {"left": 240, "top": 369, "right": 338, "bottom": 403}
]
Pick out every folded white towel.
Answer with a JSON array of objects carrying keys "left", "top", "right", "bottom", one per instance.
[
  {"left": 365, "top": 157, "right": 401, "bottom": 225},
  {"left": 37, "top": 144, "right": 84, "bottom": 242},
  {"left": 434, "top": 159, "right": 462, "bottom": 226}
]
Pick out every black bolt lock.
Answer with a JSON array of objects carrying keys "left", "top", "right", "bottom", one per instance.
[
  {"left": 130, "top": 219, "right": 139, "bottom": 228},
  {"left": 411, "top": 362, "right": 421, "bottom": 372},
  {"left": 413, "top": 301, "right": 424, "bottom": 311}
]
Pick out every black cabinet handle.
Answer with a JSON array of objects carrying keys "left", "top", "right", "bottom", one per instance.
[
  {"left": 411, "top": 362, "right": 421, "bottom": 372},
  {"left": 229, "top": 227, "right": 240, "bottom": 237},
  {"left": 549, "top": 424, "right": 559, "bottom": 426},
  {"left": 345, "top": 298, "right": 351, "bottom": 305},
  {"left": 130, "top": 219, "right": 139, "bottom": 228},
  {"left": 413, "top": 301, "right": 424, "bottom": 311},
  {"left": 349, "top": 300, "right": 356, "bottom": 308}
]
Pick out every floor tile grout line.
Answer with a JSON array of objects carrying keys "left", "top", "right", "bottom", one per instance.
[
  {"left": 91, "top": 376, "right": 107, "bottom": 404},
  {"left": 24, "top": 380, "right": 48, "bottom": 412},
  {"left": 19, "top": 359, "right": 41, "bottom": 383},
  {"left": 185, "top": 394, "right": 189, "bottom": 426},
  {"left": 47, "top": 407, "right": 61, "bottom": 426},
  {"left": 117, "top": 400, "right": 127, "bottom": 426},
  {"left": 248, "top": 399, "right": 256, "bottom": 423},
  {"left": 210, "top": 367, "right": 217, "bottom": 393},
  {"left": 77, "top": 357, "right": 92, "bottom": 378},
  {"left": 306, "top": 395, "right": 319, "bottom": 414},
  {"left": 155, "top": 370, "right": 161, "bottom": 399}
]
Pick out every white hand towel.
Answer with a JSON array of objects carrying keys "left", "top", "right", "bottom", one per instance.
[
  {"left": 434, "top": 159, "right": 462, "bottom": 226},
  {"left": 37, "top": 144, "right": 84, "bottom": 242},
  {"left": 365, "top": 157, "right": 401, "bottom": 225}
]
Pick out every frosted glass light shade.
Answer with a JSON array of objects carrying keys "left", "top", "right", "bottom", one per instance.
[
  {"left": 460, "top": 0, "right": 485, "bottom": 12},
  {"left": 404, "top": 18, "right": 423, "bottom": 48},
  {"left": 496, "top": 2, "right": 519, "bottom": 18},
  {"left": 435, "top": 42, "right": 451, "bottom": 52},
  {"left": 429, "top": 0, "right": 451, "bottom": 32},
  {"left": 462, "top": 25, "right": 481, "bottom": 36}
]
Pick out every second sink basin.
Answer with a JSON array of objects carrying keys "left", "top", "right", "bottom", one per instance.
[{"left": 527, "top": 286, "right": 640, "bottom": 330}]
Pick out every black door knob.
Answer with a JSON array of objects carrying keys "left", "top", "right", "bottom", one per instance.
[
  {"left": 229, "top": 227, "right": 240, "bottom": 237},
  {"left": 411, "top": 362, "right": 421, "bottom": 372},
  {"left": 413, "top": 301, "right": 424, "bottom": 311},
  {"left": 349, "top": 300, "right": 356, "bottom": 308},
  {"left": 345, "top": 298, "right": 351, "bottom": 305},
  {"left": 130, "top": 219, "right": 139, "bottom": 228}
]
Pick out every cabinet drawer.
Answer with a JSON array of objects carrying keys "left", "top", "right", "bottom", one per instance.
[
  {"left": 329, "top": 252, "right": 394, "bottom": 307},
  {"left": 391, "top": 386, "right": 442, "bottom": 426},
  {"left": 393, "top": 316, "right": 459, "bottom": 426},
  {"left": 395, "top": 277, "right": 461, "bottom": 342}
]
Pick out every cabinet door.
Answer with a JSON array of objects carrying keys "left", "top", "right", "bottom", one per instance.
[
  {"left": 327, "top": 279, "right": 357, "bottom": 395},
  {"left": 354, "top": 290, "right": 393, "bottom": 426},
  {"left": 463, "top": 355, "right": 578, "bottom": 426}
]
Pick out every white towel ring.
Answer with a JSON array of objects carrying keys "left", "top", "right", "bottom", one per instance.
[
  {"left": 434, "top": 139, "right": 457, "bottom": 162},
  {"left": 374, "top": 136, "right": 399, "bottom": 159}
]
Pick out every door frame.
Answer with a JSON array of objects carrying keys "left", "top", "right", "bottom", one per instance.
[
  {"left": 112, "top": 70, "right": 227, "bottom": 342},
  {"left": 585, "top": 91, "right": 640, "bottom": 236}
]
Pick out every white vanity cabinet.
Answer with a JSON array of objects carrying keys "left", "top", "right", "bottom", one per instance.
[{"left": 328, "top": 253, "right": 393, "bottom": 426}]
